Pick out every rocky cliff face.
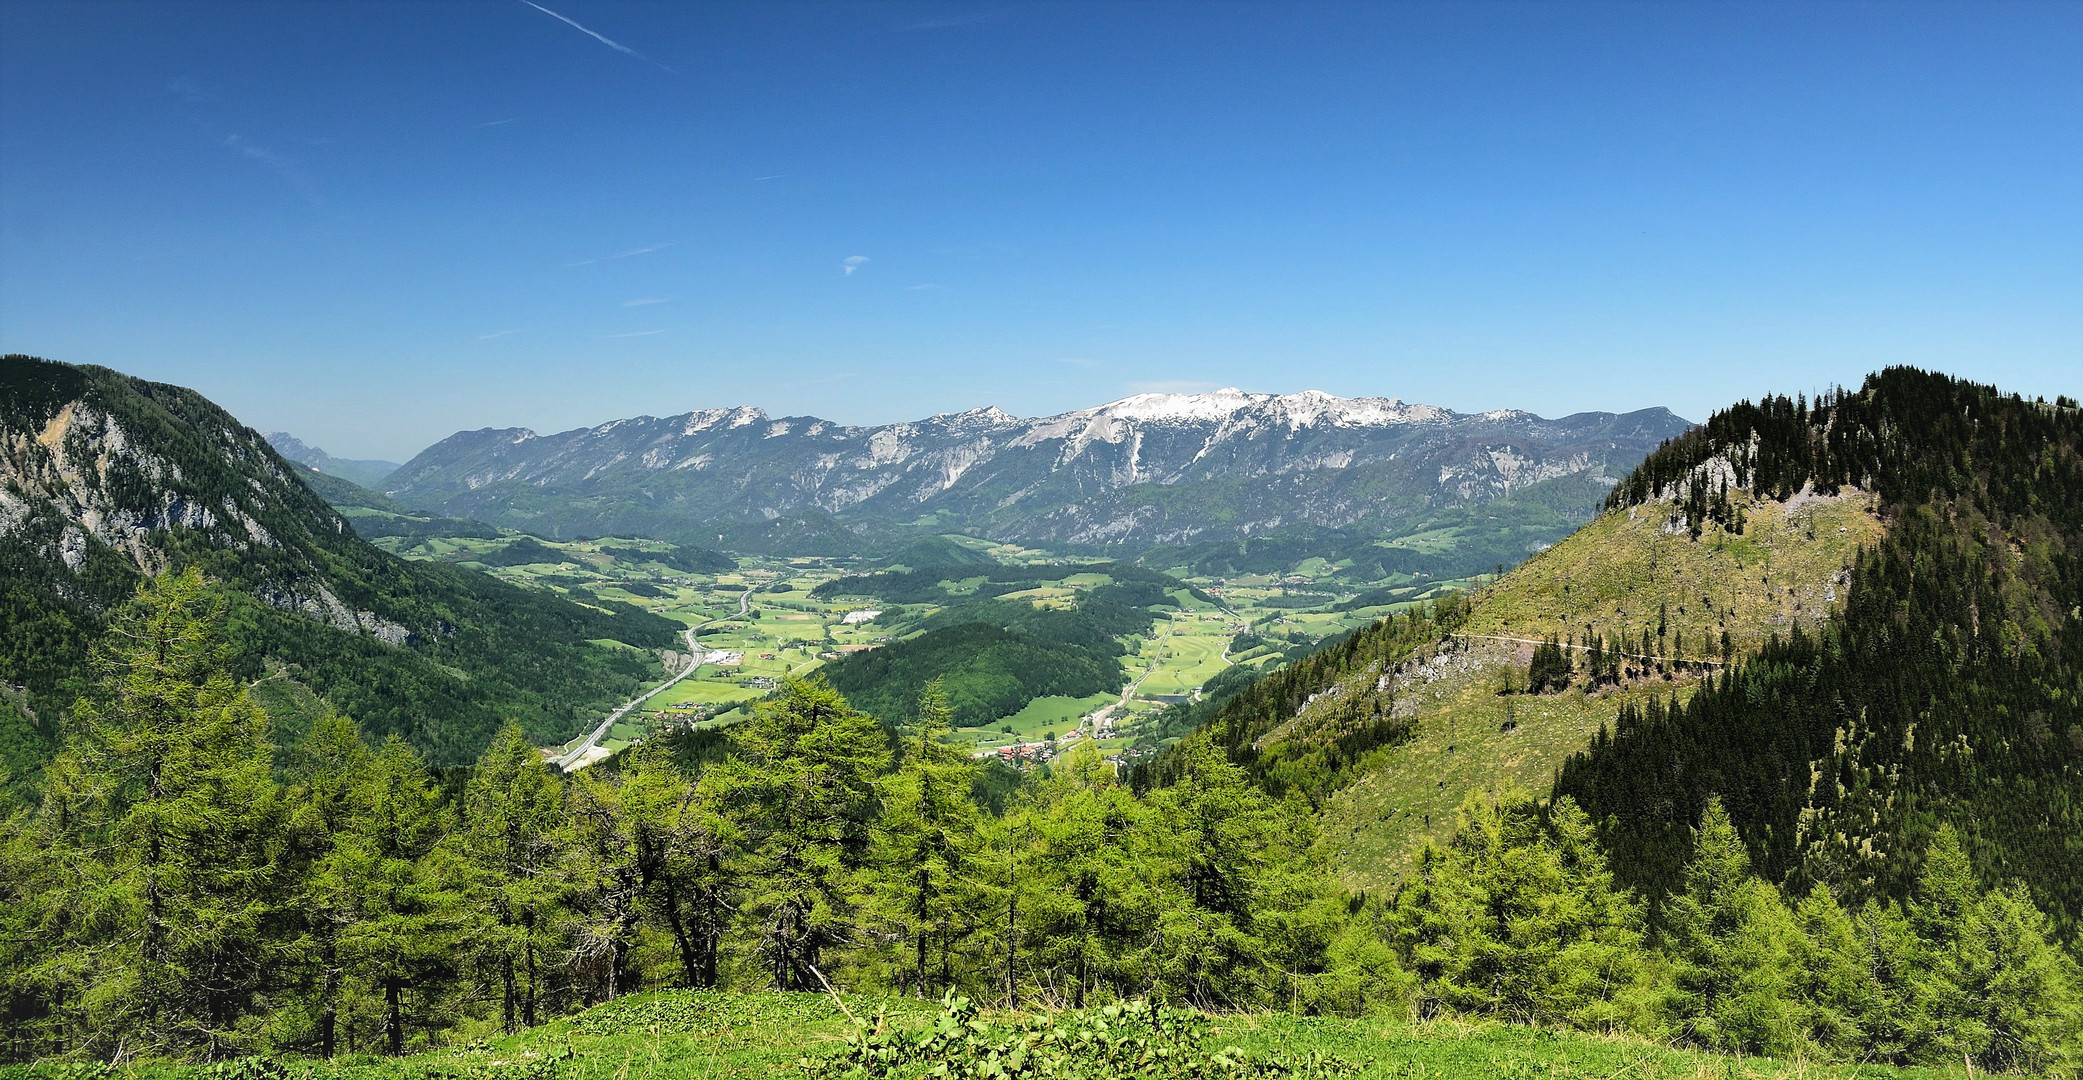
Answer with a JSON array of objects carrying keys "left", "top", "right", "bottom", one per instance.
[
  {"left": 0, "top": 357, "right": 413, "bottom": 640},
  {"left": 386, "top": 389, "right": 1692, "bottom": 550}
]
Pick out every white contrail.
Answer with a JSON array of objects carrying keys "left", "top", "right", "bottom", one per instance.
[{"left": 517, "top": 0, "right": 673, "bottom": 72}]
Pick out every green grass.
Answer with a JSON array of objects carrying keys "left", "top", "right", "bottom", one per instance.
[
  {"left": 71, "top": 990, "right": 1964, "bottom": 1080},
  {"left": 992, "top": 691, "right": 1116, "bottom": 735},
  {"left": 1318, "top": 647, "right": 1701, "bottom": 890},
  {"left": 1309, "top": 490, "right": 1887, "bottom": 891},
  {"left": 1460, "top": 489, "right": 1884, "bottom": 659}
]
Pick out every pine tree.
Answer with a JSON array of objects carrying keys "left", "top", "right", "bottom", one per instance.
[
  {"left": 1389, "top": 793, "right": 1648, "bottom": 1030},
  {"left": 452, "top": 722, "right": 565, "bottom": 1031},
  {"left": 617, "top": 744, "right": 734, "bottom": 990},
  {"left": 1907, "top": 826, "right": 2082, "bottom": 1073},
  {"left": 1021, "top": 742, "right": 1153, "bottom": 1007},
  {"left": 560, "top": 768, "right": 644, "bottom": 1002},
  {"left": 1143, "top": 737, "right": 1293, "bottom": 1009},
  {"left": 313, "top": 736, "right": 462, "bottom": 1055},
  {"left": 1786, "top": 885, "right": 1875, "bottom": 1056}
]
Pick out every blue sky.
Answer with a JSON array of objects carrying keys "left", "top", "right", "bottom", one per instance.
[{"left": 2, "top": 1, "right": 2077, "bottom": 461}]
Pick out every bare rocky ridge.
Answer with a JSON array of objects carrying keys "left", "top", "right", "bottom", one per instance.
[{"left": 385, "top": 388, "right": 1691, "bottom": 550}]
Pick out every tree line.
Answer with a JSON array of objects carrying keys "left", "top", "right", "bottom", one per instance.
[{"left": 3, "top": 567, "right": 2077, "bottom": 1072}]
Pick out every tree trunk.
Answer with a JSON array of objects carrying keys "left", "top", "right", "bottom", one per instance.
[
  {"left": 384, "top": 976, "right": 403, "bottom": 1056},
  {"left": 915, "top": 923, "right": 929, "bottom": 998},
  {"left": 319, "top": 945, "right": 339, "bottom": 1058},
  {"left": 663, "top": 876, "right": 702, "bottom": 988},
  {"left": 524, "top": 934, "right": 539, "bottom": 1028},
  {"left": 1005, "top": 881, "right": 1019, "bottom": 1009},
  {"left": 502, "top": 955, "right": 517, "bottom": 1034}
]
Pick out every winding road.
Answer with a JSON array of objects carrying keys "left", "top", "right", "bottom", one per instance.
[{"left": 549, "top": 588, "right": 751, "bottom": 772}]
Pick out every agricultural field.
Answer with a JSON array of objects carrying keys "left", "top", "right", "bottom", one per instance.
[
  {"left": 376, "top": 531, "right": 1481, "bottom": 762},
  {"left": 87, "top": 989, "right": 1965, "bottom": 1080}
]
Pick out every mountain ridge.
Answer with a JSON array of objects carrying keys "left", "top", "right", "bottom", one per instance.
[{"left": 384, "top": 388, "right": 1691, "bottom": 558}]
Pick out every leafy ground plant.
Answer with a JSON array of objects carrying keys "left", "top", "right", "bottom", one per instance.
[{"left": 800, "top": 993, "right": 1361, "bottom": 1079}]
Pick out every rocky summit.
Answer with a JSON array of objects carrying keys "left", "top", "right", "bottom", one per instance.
[{"left": 384, "top": 388, "right": 1691, "bottom": 551}]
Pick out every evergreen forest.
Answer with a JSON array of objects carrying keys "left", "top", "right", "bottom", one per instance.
[{"left": 1, "top": 368, "right": 2080, "bottom": 1078}]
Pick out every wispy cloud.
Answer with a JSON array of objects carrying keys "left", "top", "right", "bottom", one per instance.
[
  {"left": 218, "top": 132, "right": 322, "bottom": 205},
  {"left": 167, "top": 78, "right": 214, "bottom": 103},
  {"left": 750, "top": 174, "right": 785, "bottom": 181},
  {"left": 605, "top": 329, "right": 671, "bottom": 338},
  {"left": 566, "top": 242, "right": 676, "bottom": 267},
  {"left": 620, "top": 297, "right": 670, "bottom": 307},
  {"left": 901, "top": 10, "right": 1007, "bottom": 31},
  {"left": 906, "top": 283, "right": 943, "bottom": 291},
  {"left": 478, "top": 329, "right": 528, "bottom": 340},
  {"left": 843, "top": 255, "right": 870, "bottom": 276},
  {"left": 1127, "top": 380, "right": 1217, "bottom": 396},
  {"left": 517, "top": 0, "right": 673, "bottom": 72},
  {"left": 478, "top": 117, "right": 517, "bottom": 127}
]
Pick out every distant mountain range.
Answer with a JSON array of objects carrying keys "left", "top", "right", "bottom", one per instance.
[
  {"left": 264, "top": 431, "right": 400, "bottom": 488},
  {"left": 384, "top": 389, "right": 1692, "bottom": 565}
]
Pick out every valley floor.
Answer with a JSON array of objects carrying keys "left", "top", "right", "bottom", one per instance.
[{"left": 69, "top": 990, "right": 1966, "bottom": 1080}]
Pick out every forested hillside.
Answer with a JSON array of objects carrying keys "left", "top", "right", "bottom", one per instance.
[
  {"left": 813, "top": 561, "right": 1191, "bottom": 727},
  {"left": 1556, "top": 369, "right": 2083, "bottom": 929},
  {"left": 2, "top": 569, "right": 2073, "bottom": 1072},
  {"left": 0, "top": 356, "right": 681, "bottom": 771}
]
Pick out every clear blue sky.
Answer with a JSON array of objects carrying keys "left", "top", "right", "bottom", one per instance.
[{"left": 3, "top": 1, "right": 2077, "bottom": 461}]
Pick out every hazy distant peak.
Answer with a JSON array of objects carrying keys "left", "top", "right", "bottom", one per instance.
[{"left": 263, "top": 431, "right": 402, "bottom": 487}]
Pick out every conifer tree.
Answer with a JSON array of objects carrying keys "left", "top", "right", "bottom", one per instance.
[
  {"left": 560, "top": 768, "right": 644, "bottom": 1001},
  {"left": 704, "top": 678, "right": 888, "bottom": 990},
  {"left": 1390, "top": 793, "right": 1648, "bottom": 1030},
  {"left": 1142, "top": 736, "right": 1311, "bottom": 1009},
  {"left": 21, "top": 569, "right": 287, "bottom": 1059},
  {"left": 872, "top": 680, "right": 985, "bottom": 997},
  {"left": 1022, "top": 741, "right": 1153, "bottom": 1007},
  {"left": 453, "top": 722, "right": 565, "bottom": 1031},
  {"left": 1905, "top": 826, "right": 2082, "bottom": 1073},
  {"left": 309, "top": 735, "right": 461, "bottom": 1055},
  {"left": 1660, "top": 797, "right": 1800, "bottom": 1055},
  {"left": 617, "top": 744, "right": 735, "bottom": 990},
  {"left": 1786, "top": 885, "right": 1875, "bottom": 1055}
]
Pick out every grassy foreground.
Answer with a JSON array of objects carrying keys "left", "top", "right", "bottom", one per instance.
[{"left": 28, "top": 991, "right": 1968, "bottom": 1080}]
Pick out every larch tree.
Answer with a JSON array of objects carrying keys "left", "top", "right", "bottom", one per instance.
[
  {"left": 703, "top": 678, "right": 888, "bottom": 991},
  {"left": 26, "top": 569, "right": 288, "bottom": 1059}
]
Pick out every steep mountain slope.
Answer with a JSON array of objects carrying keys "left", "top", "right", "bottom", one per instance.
[
  {"left": 1156, "top": 367, "right": 2080, "bottom": 934},
  {"left": 0, "top": 356, "right": 680, "bottom": 771},
  {"left": 1316, "top": 488, "right": 1883, "bottom": 887},
  {"left": 295, "top": 467, "right": 505, "bottom": 540},
  {"left": 1131, "top": 453, "right": 1880, "bottom": 881},
  {"left": 1557, "top": 370, "right": 2083, "bottom": 928},
  {"left": 384, "top": 389, "right": 1689, "bottom": 563},
  {"left": 263, "top": 431, "right": 400, "bottom": 487}
]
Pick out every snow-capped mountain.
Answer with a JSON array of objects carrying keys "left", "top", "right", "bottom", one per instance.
[{"left": 383, "top": 389, "right": 1690, "bottom": 552}]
